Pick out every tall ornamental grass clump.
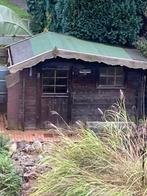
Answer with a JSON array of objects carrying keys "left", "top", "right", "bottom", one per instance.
[{"left": 31, "top": 92, "right": 147, "bottom": 196}]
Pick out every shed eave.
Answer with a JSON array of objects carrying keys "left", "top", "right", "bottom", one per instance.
[{"left": 8, "top": 48, "right": 147, "bottom": 73}]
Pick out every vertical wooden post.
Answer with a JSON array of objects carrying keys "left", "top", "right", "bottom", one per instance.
[
  {"left": 36, "top": 65, "right": 41, "bottom": 129},
  {"left": 67, "top": 67, "right": 72, "bottom": 123},
  {"left": 22, "top": 71, "right": 25, "bottom": 131},
  {"left": 137, "top": 70, "right": 146, "bottom": 120}
]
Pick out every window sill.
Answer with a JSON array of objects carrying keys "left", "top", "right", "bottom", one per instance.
[
  {"left": 96, "top": 86, "right": 125, "bottom": 90},
  {"left": 41, "top": 93, "right": 69, "bottom": 98}
]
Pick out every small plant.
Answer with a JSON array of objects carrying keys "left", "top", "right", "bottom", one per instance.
[
  {"left": 136, "top": 38, "right": 147, "bottom": 57},
  {"left": 0, "top": 153, "right": 22, "bottom": 196},
  {"left": 31, "top": 93, "right": 147, "bottom": 196},
  {"left": 0, "top": 134, "right": 10, "bottom": 154},
  {"left": 0, "top": 135, "right": 22, "bottom": 196}
]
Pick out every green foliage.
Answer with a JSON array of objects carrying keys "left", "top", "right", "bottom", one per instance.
[
  {"left": 26, "top": 0, "right": 57, "bottom": 33},
  {"left": 0, "top": 134, "right": 22, "bottom": 195},
  {"left": 136, "top": 39, "right": 147, "bottom": 57},
  {"left": 0, "top": 154, "right": 22, "bottom": 196},
  {"left": 135, "top": 0, "right": 147, "bottom": 15},
  {"left": 31, "top": 94, "right": 147, "bottom": 196},
  {"left": 50, "top": 0, "right": 65, "bottom": 32},
  {"left": 0, "top": 134, "right": 10, "bottom": 154},
  {"left": 26, "top": 0, "right": 46, "bottom": 33},
  {"left": 27, "top": 0, "right": 146, "bottom": 45},
  {"left": 54, "top": 0, "right": 146, "bottom": 46}
]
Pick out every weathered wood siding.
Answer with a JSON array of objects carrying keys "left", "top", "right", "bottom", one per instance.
[
  {"left": 7, "top": 58, "right": 144, "bottom": 130},
  {"left": 41, "top": 97, "right": 69, "bottom": 127},
  {"left": 71, "top": 67, "right": 140, "bottom": 122},
  {"left": 7, "top": 68, "right": 38, "bottom": 130},
  {"left": 7, "top": 78, "right": 21, "bottom": 129},
  {"left": 23, "top": 68, "right": 37, "bottom": 129}
]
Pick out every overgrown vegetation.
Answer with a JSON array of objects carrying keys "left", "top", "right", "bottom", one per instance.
[
  {"left": 54, "top": 0, "right": 145, "bottom": 46},
  {"left": 27, "top": 0, "right": 147, "bottom": 46},
  {"left": 136, "top": 7, "right": 147, "bottom": 57},
  {"left": 136, "top": 38, "right": 147, "bottom": 57},
  {"left": 26, "top": 0, "right": 56, "bottom": 33},
  {"left": 31, "top": 92, "right": 147, "bottom": 196},
  {"left": 0, "top": 134, "right": 22, "bottom": 196},
  {"left": 0, "top": 0, "right": 28, "bottom": 18},
  {"left": 0, "top": 134, "right": 10, "bottom": 154}
]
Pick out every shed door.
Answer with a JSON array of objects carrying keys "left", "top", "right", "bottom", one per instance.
[{"left": 40, "top": 68, "right": 71, "bottom": 128}]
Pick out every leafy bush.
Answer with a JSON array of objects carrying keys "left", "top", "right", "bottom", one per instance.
[
  {"left": 0, "top": 153, "right": 22, "bottom": 196},
  {"left": 0, "top": 134, "right": 10, "bottom": 154},
  {"left": 55, "top": 0, "right": 146, "bottom": 46},
  {"left": 0, "top": 134, "right": 22, "bottom": 196},
  {"left": 26, "top": 0, "right": 147, "bottom": 46},
  {"left": 26, "top": 0, "right": 57, "bottom": 33},
  {"left": 31, "top": 93, "right": 147, "bottom": 196},
  {"left": 26, "top": 0, "right": 47, "bottom": 33},
  {"left": 136, "top": 38, "right": 147, "bottom": 57}
]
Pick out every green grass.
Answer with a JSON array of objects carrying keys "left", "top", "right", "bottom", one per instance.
[
  {"left": 0, "top": 134, "right": 22, "bottom": 196},
  {"left": 31, "top": 92, "right": 147, "bottom": 196},
  {"left": 0, "top": 0, "right": 29, "bottom": 18}
]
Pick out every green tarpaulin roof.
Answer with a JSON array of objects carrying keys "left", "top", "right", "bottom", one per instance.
[
  {"left": 0, "top": 5, "right": 31, "bottom": 44},
  {"left": 8, "top": 31, "right": 147, "bottom": 73}
]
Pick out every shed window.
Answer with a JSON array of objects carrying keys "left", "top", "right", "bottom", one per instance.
[
  {"left": 98, "top": 66, "right": 124, "bottom": 87},
  {"left": 42, "top": 69, "right": 68, "bottom": 94}
]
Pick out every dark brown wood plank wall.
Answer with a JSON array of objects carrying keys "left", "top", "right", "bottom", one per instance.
[
  {"left": 41, "top": 97, "right": 69, "bottom": 127},
  {"left": 23, "top": 68, "right": 37, "bottom": 129},
  {"left": 7, "top": 78, "right": 21, "bottom": 129},
  {"left": 7, "top": 58, "right": 143, "bottom": 130},
  {"left": 71, "top": 67, "right": 140, "bottom": 123}
]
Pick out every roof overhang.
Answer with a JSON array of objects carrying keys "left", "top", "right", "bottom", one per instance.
[{"left": 8, "top": 48, "right": 147, "bottom": 73}]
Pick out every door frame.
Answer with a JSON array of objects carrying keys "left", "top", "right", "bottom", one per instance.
[{"left": 36, "top": 63, "right": 72, "bottom": 128}]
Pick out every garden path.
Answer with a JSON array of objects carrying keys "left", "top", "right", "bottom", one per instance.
[{"left": 0, "top": 114, "right": 76, "bottom": 142}]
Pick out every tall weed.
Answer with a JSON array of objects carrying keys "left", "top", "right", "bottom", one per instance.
[{"left": 31, "top": 93, "right": 147, "bottom": 196}]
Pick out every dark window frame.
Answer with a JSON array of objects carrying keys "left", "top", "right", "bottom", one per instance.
[
  {"left": 97, "top": 66, "right": 125, "bottom": 89},
  {"left": 42, "top": 68, "right": 69, "bottom": 95}
]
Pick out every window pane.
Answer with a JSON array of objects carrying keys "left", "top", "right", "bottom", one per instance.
[
  {"left": 99, "top": 66, "right": 124, "bottom": 86},
  {"left": 99, "top": 77, "right": 107, "bottom": 85},
  {"left": 43, "top": 86, "right": 54, "bottom": 93},
  {"left": 56, "top": 78, "right": 67, "bottom": 85},
  {"left": 56, "top": 70, "right": 67, "bottom": 77},
  {"left": 107, "top": 77, "right": 114, "bottom": 85},
  {"left": 116, "top": 67, "right": 123, "bottom": 75},
  {"left": 56, "top": 86, "right": 67, "bottom": 93},
  {"left": 107, "top": 67, "right": 114, "bottom": 75},
  {"left": 42, "top": 69, "right": 68, "bottom": 94},
  {"left": 115, "top": 77, "right": 124, "bottom": 86},
  {"left": 42, "top": 78, "right": 54, "bottom": 85},
  {"left": 42, "top": 70, "right": 54, "bottom": 77}
]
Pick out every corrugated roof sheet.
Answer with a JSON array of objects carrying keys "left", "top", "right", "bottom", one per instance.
[{"left": 8, "top": 31, "right": 147, "bottom": 73}]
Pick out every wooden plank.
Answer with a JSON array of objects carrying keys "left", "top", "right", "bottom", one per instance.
[{"left": 0, "top": 48, "right": 7, "bottom": 65}]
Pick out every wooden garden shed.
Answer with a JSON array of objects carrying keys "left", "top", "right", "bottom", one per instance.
[{"left": 6, "top": 32, "right": 147, "bottom": 130}]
